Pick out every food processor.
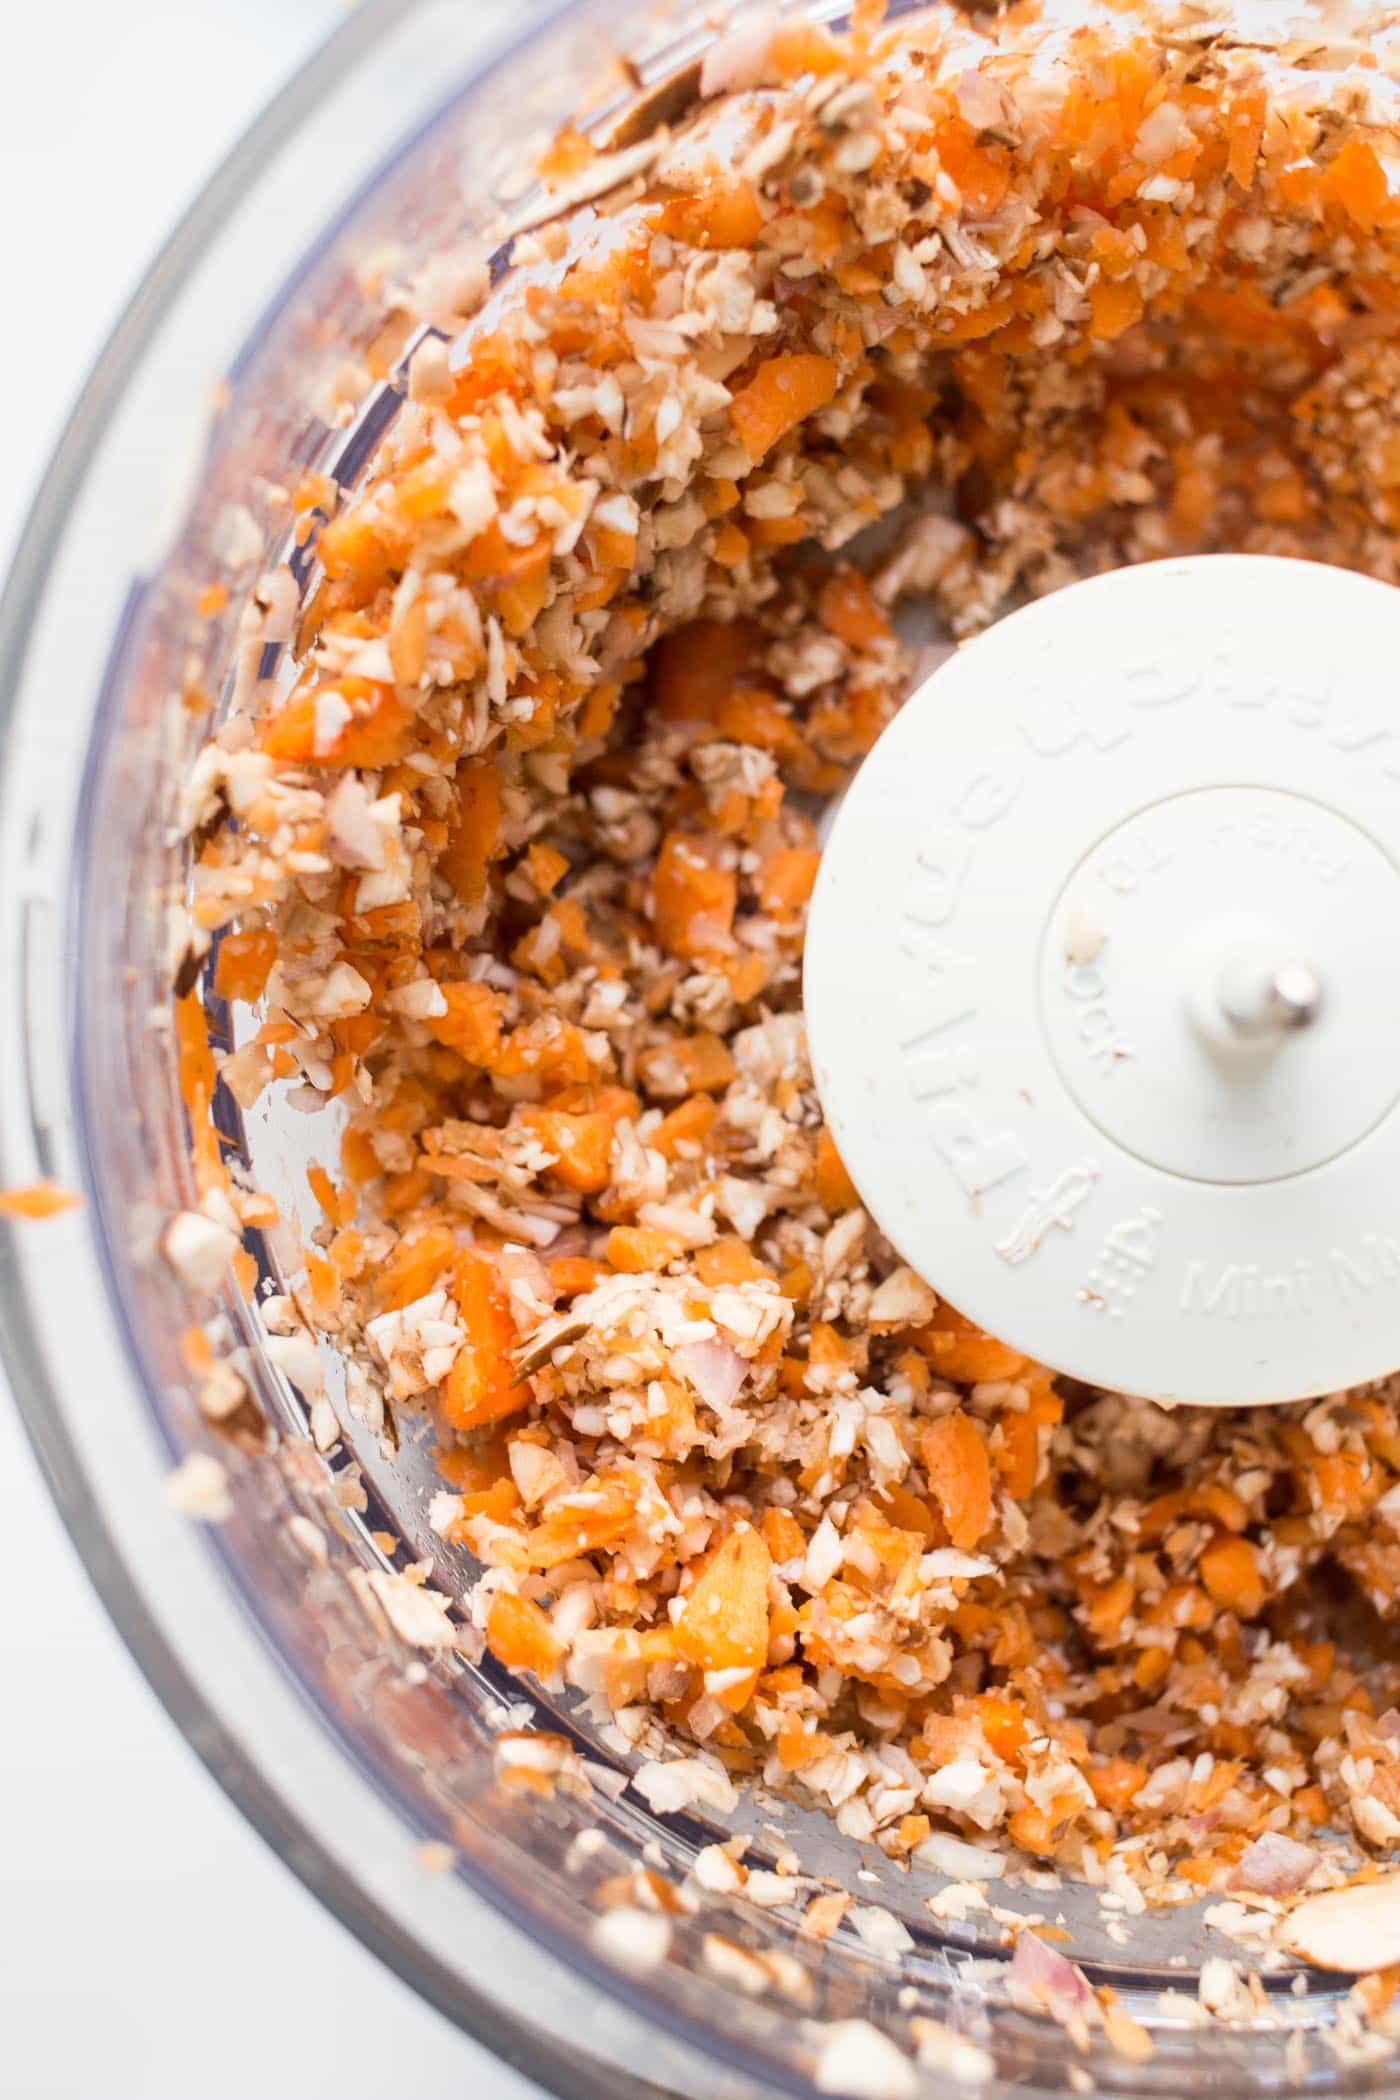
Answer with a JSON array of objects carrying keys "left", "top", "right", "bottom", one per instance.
[{"left": 3, "top": 2, "right": 1400, "bottom": 2095}]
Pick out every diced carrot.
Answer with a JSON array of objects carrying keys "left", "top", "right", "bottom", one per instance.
[
  {"left": 714, "top": 688, "right": 802, "bottom": 757},
  {"left": 817, "top": 568, "right": 892, "bottom": 651},
  {"left": 972, "top": 1691, "right": 1029, "bottom": 1763},
  {"left": 550, "top": 1255, "right": 604, "bottom": 1298},
  {"left": 538, "top": 122, "right": 595, "bottom": 185},
  {"left": 757, "top": 846, "right": 821, "bottom": 915},
  {"left": 649, "top": 617, "right": 765, "bottom": 724},
  {"left": 429, "top": 981, "right": 503, "bottom": 1066},
  {"left": 0, "top": 1181, "right": 82, "bottom": 1220},
  {"left": 1088, "top": 278, "right": 1144, "bottom": 341},
  {"left": 1006, "top": 1803, "right": 1064, "bottom": 1857},
  {"left": 712, "top": 521, "right": 749, "bottom": 567},
  {"left": 259, "top": 681, "right": 415, "bottom": 768},
  {"left": 914, "top": 1303, "right": 1025, "bottom": 1384},
  {"left": 651, "top": 832, "right": 737, "bottom": 959},
  {"left": 523, "top": 1475, "right": 638, "bottom": 1569},
  {"left": 768, "top": 22, "right": 845, "bottom": 80},
  {"left": 729, "top": 353, "right": 840, "bottom": 461},
  {"left": 876, "top": 1480, "right": 937, "bottom": 1543},
  {"left": 317, "top": 508, "right": 390, "bottom": 585},
  {"left": 607, "top": 1224, "right": 683, "bottom": 1272},
  {"left": 441, "top": 1249, "right": 531, "bottom": 1430},
  {"left": 675, "top": 1526, "right": 772, "bottom": 1704},
  {"left": 762, "top": 1506, "right": 807, "bottom": 1566},
  {"left": 176, "top": 991, "right": 224, "bottom": 1193},
  {"left": 213, "top": 928, "right": 277, "bottom": 1004},
  {"left": 441, "top": 759, "right": 501, "bottom": 907},
  {"left": 485, "top": 1590, "right": 566, "bottom": 1675},
  {"left": 340, "top": 1125, "right": 381, "bottom": 1184},
  {"left": 694, "top": 1237, "right": 771, "bottom": 1287},
  {"left": 814, "top": 1126, "right": 860, "bottom": 1213},
  {"left": 654, "top": 179, "right": 765, "bottom": 250},
  {"left": 307, "top": 1162, "right": 353, "bottom": 1226},
  {"left": 525, "top": 843, "right": 569, "bottom": 895},
  {"left": 517, "top": 1107, "right": 614, "bottom": 1193},
  {"left": 373, "top": 1223, "right": 457, "bottom": 1311},
  {"left": 934, "top": 122, "right": 1011, "bottom": 216},
  {"left": 1321, "top": 135, "right": 1400, "bottom": 232},
  {"left": 652, "top": 1094, "right": 717, "bottom": 1160},
  {"left": 996, "top": 1380, "right": 1062, "bottom": 1498},
  {"left": 1089, "top": 1758, "right": 1149, "bottom": 1814},
  {"left": 920, "top": 1410, "right": 993, "bottom": 1552},
  {"left": 1198, "top": 1534, "right": 1266, "bottom": 1618}
]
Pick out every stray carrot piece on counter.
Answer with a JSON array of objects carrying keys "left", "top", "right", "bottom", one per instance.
[
  {"left": 729, "top": 353, "right": 840, "bottom": 461},
  {"left": 0, "top": 1181, "right": 82, "bottom": 1221},
  {"left": 920, "top": 1410, "right": 993, "bottom": 1552},
  {"left": 442, "top": 1249, "right": 532, "bottom": 1430}
]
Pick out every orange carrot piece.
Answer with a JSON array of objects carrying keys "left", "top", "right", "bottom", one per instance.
[
  {"left": 675, "top": 1526, "right": 772, "bottom": 1692},
  {"left": 259, "top": 681, "right": 415, "bottom": 768},
  {"left": 649, "top": 618, "right": 766, "bottom": 724},
  {"left": 914, "top": 1303, "right": 1025, "bottom": 1384},
  {"left": 814, "top": 1126, "right": 859, "bottom": 1213},
  {"left": 373, "top": 1223, "right": 458, "bottom": 1312},
  {"left": 441, "top": 759, "right": 502, "bottom": 907},
  {"left": 442, "top": 1249, "right": 531, "bottom": 1430},
  {"left": 729, "top": 353, "right": 839, "bottom": 461},
  {"left": 654, "top": 180, "right": 765, "bottom": 250},
  {"left": 0, "top": 1181, "right": 82, "bottom": 1221},
  {"left": 485, "top": 1590, "right": 566, "bottom": 1675},
  {"left": 920, "top": 1410, "right": 993, "bottom": 1551},
  {"left": 517, "top": 1107, "right": 615, "bottom": 1194},
  {"left": 757, "top": 846, "right": 821, "bottom": 915},
  {"left": 213, "top": 928, "right": 278, "bottom": 1004},
  {"left": 607, "top": 1225, "right": 683, "bottom": 1273},
  {"left": 817, "top": 568, "right": 892, "bottom": 651},
  {"left": 652, "top": 833, "right": 737, "bottom": 959},
  {"left": 429, "top": 981, "right": 503, "bottom": 1066},
  {"left": 1199, "top": 1534, "right": 1266, "bottom": 1618}
]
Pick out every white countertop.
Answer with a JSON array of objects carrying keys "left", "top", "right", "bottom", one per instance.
[{"left": 1, "top": 6, "right": 545, "bottom": 2094}]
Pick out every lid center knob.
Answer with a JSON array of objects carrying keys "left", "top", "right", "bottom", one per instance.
[{"left": 1210, "top": 948, "right": 1325, "bottom": 1047}]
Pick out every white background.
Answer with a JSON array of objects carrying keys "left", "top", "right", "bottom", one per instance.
[{"left": 1, "top": 5, "right": 543, "bottom": 2095}]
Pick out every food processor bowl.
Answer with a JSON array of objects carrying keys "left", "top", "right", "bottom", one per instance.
[{"left": 0, "top": 2, "right": 1389, "bottom": 2094}]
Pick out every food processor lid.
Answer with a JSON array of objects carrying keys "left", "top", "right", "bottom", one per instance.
[{"left": 806, "top": 554, "right": 1400, "bottom": 1407}]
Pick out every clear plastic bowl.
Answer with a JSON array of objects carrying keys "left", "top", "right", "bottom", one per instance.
[{"left": 0, "top": 3, "right": 1381, "bottom": 2094}]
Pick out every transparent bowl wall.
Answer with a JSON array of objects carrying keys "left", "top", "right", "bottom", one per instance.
[{"left": 0, "top": 3, "right": 1381, "bottom": 2094}]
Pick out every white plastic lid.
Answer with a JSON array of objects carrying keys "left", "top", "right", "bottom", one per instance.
[{"left": 805, "top": 556, "right": 1400, "bottom": 1408}]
